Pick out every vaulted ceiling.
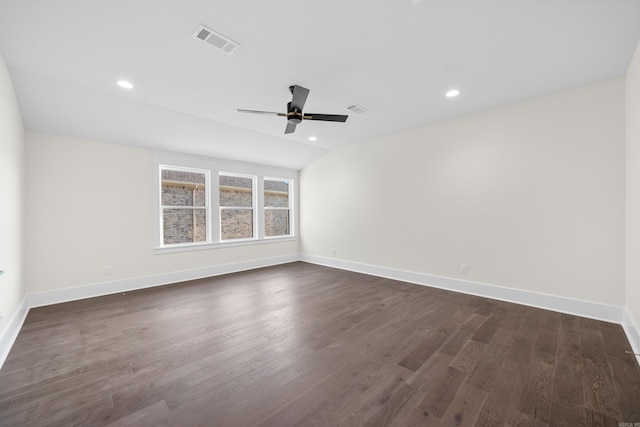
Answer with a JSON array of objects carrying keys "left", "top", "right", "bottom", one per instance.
[{"left": 2, "top": 0, "right": 640, "bottom": 169}]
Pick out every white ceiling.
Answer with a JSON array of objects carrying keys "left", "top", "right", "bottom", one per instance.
[{"left": 1, "top": 0, "right": 640, "bottom": 169}]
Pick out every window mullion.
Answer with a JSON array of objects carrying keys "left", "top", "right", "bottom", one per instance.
[
  {"left": 257, "top": 176, "right": 265, "bottom": 239},
  {"left": 210, "top": 172, "right": 220, "bottom": 243}
]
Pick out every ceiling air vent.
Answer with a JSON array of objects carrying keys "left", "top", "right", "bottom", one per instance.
[
  {"left": 193, "top": 25, "right": 240, "bottom": 55},
  {"left": 346, "top": 104, "right": 367, "bottom": 114}
]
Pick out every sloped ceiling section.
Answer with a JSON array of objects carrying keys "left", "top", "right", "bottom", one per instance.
[{"left": 1, "top": 0, "right": 640, "bottom": 169}]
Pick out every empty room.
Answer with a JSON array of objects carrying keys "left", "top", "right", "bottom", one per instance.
[{"left": 1, "top": 1, "right": 640, "bottom": 426}]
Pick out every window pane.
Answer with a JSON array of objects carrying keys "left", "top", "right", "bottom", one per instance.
[
  {"left": 163, "top": 208, "right": 207, "bottom": 244},
  {"left": 221, "top": 209, "right": 253, "bottom": 240},
  {"left": 220, "top": 175, "right": 253, "bottom": 207},
  {"left": 264, "top": 180, "right": 289, "bottom": 208},
  {"left": 162, "top": 170, "right": 206, "bottom": 207},
  {"left": 265, "top": 209, "right": 290, "bottom": 237}
]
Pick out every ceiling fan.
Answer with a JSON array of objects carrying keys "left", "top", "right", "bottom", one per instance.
[{"left": 237, "top": 85, "right": 349, "bottom": 134}]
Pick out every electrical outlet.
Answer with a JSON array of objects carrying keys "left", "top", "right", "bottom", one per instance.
[
  {"left": 104, "top": 266, "right": 112, "bottom": 275},
  {"left": 332, "top": 248, "right": 336, "bottom": 256},
  {"left": 460, "top": 264, "right": 468, "bottom": 274}
]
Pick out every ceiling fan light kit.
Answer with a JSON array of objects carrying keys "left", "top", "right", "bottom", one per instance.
[{"left": 238, "top": 85, "right": 348, "bottom": 134}]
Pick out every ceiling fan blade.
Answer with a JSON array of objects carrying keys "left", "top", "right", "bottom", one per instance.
[
  {"left": 237, "top": 109, "right": 286, "bottom": 117},
  {"left": 290, "top": 85, "right": 310, "bottom": 110},
  {"left": 284, "top": 122, "right": 297, "bottom": 134},
  {"left": 303, "top": 113, "right": 349, "bottom": 123}
]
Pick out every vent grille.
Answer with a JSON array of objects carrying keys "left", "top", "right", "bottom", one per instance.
[
  {"left": 192, "top": 25, "right": 240, "bottom": 55},
  {"left": 346, "top": 104, "right": 367, "bottom": 114},
  {"left": 196, "top": 28, "right": 211, "bottom": 41}
]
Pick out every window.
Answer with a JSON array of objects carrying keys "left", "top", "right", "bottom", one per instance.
[
  {"left": 264, "top": 178, "right": 291, "bottom": 237},
  {"left": 154, "top": 152, "right": 296, "bottom": 250},
  {"left": 219, "top": 173, "right": 255, "bottom": 240},
  {"left": 160, "top": 166, "right": 209, "bottom": 245}
]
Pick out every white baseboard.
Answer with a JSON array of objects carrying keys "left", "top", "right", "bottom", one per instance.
[
  {"left": 2, "top": 253, "right": 636, "bottom": 370},
  {"left": 0, "top": 295, "right": 29, "bottom": 371},
  {"left": 301, "top": 254, "right": 624, "bottom": 324},
  {"left": 0, "top": 254, "right": 301, "bottom": 370},
  {"left": 25, "top": 254, "right": 301, "bottom": 309},
  {"left": 623, "top": 309, "right": 640, "bottom": 364}
]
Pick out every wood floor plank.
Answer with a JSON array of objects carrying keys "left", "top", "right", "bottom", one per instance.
[
  {"left": 549, "top": 402, "right": 586, "bottom": 427},
  {"left": 460, "top": 313, "right": 488, "bottom": 333},
  {"left": 584, "top": 407, "right": 620, "bottom": 427},
  {"left": 397, "top": 327, "right": 450, "bottom": 372},
  {"left": 418, "top": 364, "right": 467, "bottom": 419},
  {"left": 449, "top": 339, "right": 485, "bottom": 374},
  {"left": 475, "top": 359, "right": 526, "bottom": 426},
  {"left": 362, "top": 383, "right": 414, "bottom": 427},
  {"left": 437, "top": 382, "right": 488, "bottom": 427},
  {"left": 606, "top": 354, "right": 640, "bottom": 422},
  {"left": 297, "top": 363, "right": 412, "bottom": 426},
  {"left": 254, "top": 353, "right": 382, "bottom": 427},
  {"left": 467, "top": 326, "right": 516, "bottom": 392},
  {"left": 515, "top": 359, "right": 555, "bottom": 424},
  {"left": 532, "top": 328, "right": 559, "bottom": 366},
  {"left": 386, "top": 353, "right": 454, "bottom": 426},
  {"left": 505, "top": 317, "right": 538, "bottom": 366},
  {"left": 598, "top": 321, "right": 634, "bottom": 359},
  {"left": 1, "top": 262, "right": 639, "bottom": 426},
  {"left": 406, "top": 350, "right": 455, "bottom": 388},
  {"left": 582, "top": 357, "right": 621, "bottom": 420},
  {"left": 511, "top": 410, "right": 548, "bottom": 427},
  {"left": 550, "top": 314, "right": 584, "bottom": 407},
  {"left": 471, "top": 311, "right": 503, "bottom": 344},
  {"left": 105, "top": 400, "right": 171, "bottom": 427},
  {"left": 439, "top": 329, "right": 473, "bottom": 357},
  {"left": 549, "top": 314, "right": 586, "bottom": 426}
]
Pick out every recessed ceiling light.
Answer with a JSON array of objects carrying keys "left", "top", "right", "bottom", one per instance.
[
  {"left": 308, "top": 136, "right": 317, "bottom": 142},
  {"left": 117, "top": 80, "right": 134, "bottom": 89},
  {"left": 446, "top": 89, "right": 460, "bottom": 98}
]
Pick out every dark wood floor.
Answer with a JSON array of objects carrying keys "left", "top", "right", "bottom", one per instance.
[{"left": 1, "top": 262, "right": 639, "bottom": 426}]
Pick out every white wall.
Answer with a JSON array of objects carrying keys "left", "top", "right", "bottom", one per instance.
[
  {"left": 0, "top": 54, "right": 25, "bottom": 339},
  {"left": 301, "top": 78, "right": 625, "bottom": 307},
  {"left": 24, "top": 133, "right": 300, "bottom": 295},
  {"left": 626, "top": 42, "right": 640, "bottom": 348}
]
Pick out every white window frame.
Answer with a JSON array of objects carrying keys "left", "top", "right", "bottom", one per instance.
[
  {"left": 158, "top": 165, "right": 211, "bottom": 247},
  {"left": 263, "top": 177, "right": 294, "bottom": 239},
  {"left": 152, "top": 151, "right": 297, "bottom": 253},
  {"left": 219, "top": 172, "right": 257, "bottom": 242}
]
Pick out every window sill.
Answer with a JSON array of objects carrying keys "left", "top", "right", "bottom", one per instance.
[{"left": 154, "top": 236, "right": 298, "bottom": 254}]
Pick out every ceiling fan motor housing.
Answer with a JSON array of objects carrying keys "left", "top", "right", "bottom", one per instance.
[{"left": 287, "top": 102, "right": 303, "bottom": 124}]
